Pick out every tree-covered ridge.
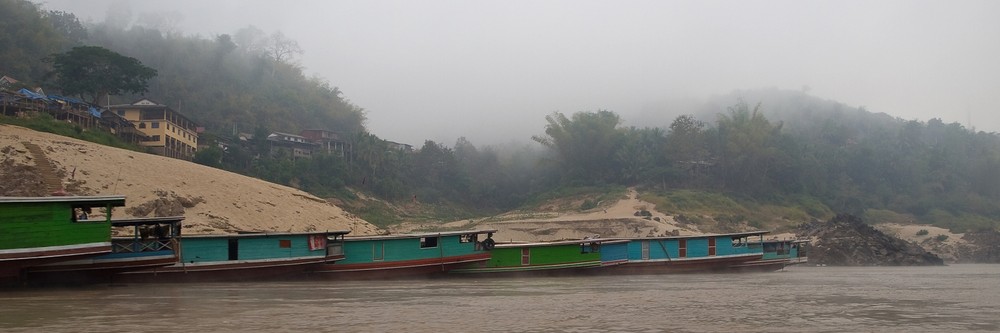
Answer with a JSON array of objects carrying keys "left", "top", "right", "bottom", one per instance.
[
  {"left": 84, "top": 24, "right": 365, "bottom": 135},
  {"left": 0, "top": 0, "right": 70, "bottom": 81}
]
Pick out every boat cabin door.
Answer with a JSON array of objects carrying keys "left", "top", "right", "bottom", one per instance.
[
  {"left": 372, "top": 241, "right": 385, "bottom": 261},
  {"left": 641, "top": 241, "right": 650, "bottom": 260},
  {"left": 228, "top": 239, "right": 239, "bottom": 260}
]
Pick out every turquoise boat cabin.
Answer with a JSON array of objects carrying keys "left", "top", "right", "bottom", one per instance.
[
  {"left": 761, "top": 238, "right": 808, "bottom": 265},
  {"left": 0, "top": 195, "right": 126, "bottom": 281},
  {"left": 312, "top": 229, "right": 497, "bottom": 279},
  {"left": 114, "top": 230, "right": 350, "bottom": 282},
  {"left": 603, "top": 231, "right": 768, "bottom": 274},
  {"left": 729, "top": 238, "right": 809, "bottom": 271}
]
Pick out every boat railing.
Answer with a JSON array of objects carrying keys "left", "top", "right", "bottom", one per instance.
[{"left": 111, "top": 238, "right": 175, "bottom": 253}]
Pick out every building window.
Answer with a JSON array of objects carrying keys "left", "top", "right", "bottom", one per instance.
[
  {"left": 116, "top": 110, "right": 124, "bottom": 116},
  {"left": 139, "top": 122, "right": 146, "bottom": 128},
  {"left": 152, "top": 135, "right": 160, "bottom": 141},
  {"left": 152, "top": 122, "right": 160, "bottom": 128},
  {"left": 420, "top": 237, "right": 438, "bottom": 248}
]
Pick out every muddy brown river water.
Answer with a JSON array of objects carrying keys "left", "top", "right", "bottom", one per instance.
[{"left": 2, "top": 264, "right": 998, "bottom": 332}]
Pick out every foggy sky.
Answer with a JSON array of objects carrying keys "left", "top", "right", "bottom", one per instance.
[{"left": 41, "top": 0, "right": 1000, "bottom": 146}]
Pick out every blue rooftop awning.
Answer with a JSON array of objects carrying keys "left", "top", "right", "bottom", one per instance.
[{"left": 17, "top": 88, "right": 48, "bottom": 100}]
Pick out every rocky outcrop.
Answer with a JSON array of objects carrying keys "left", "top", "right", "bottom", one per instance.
[
  {"left": 961, "top": 229, "right": 1000, "bottom": 263},
  {"left": 799, "top": 214, "right": 944, "bottom": 266}
]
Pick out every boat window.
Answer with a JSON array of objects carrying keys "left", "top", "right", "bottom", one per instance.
[
  {"left": 279, "top": 239, "right": 292, "bottom": 248},
  {"left": 420, "top": 237, "right": 438, "bottom": 248},
  {"left": 71, "top": 206, "right": 94, "bottom": 222},
  {"left": 764, "top": 243, "right": 777, "bottom": 252},
  {"left": 327, "top": 242, "right": 344, "bottom": 256},
  {"left": 732, "top": 236, "right": 747, "bottom": 247},
  {"left": 459, "top": 234, "right": 478, "bottom": 243}
]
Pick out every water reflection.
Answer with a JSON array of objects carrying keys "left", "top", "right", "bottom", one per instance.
[{"left": 1, "top": 265, "right": 998, "bottom": 332}]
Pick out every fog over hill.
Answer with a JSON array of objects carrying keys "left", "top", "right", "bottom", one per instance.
[{"left": 41, "top": 0, "right": 1000, "bottom": 145}]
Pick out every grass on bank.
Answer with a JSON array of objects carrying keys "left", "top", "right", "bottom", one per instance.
[{"left": 1, "top": 114, "right": 144, "bottom": 151}]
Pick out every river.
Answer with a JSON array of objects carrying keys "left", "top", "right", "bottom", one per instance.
[{"left": 1, "top": 264, "right": 998, "bottom": 332}]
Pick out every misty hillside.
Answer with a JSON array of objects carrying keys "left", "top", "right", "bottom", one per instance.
[
  {"left": 4, "top": 0, "right": 1000, "bottom": 234},
  {"left": 2, "top": 0, "right": 364, "bottom": 136}
]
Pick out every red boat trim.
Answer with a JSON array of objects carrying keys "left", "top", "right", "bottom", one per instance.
[
  {"left": 315, "top": 253, "right": 491, "bottom": 273},
  {"left": 0, "top": 242, "right": 111, "bottom": 261},
  {"left": 29, "top": 254, "right": 178, "bottom": 272}
]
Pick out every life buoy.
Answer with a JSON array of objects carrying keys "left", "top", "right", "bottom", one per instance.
[{"left": 482, "top": 238, "right": 496, "bottom": 250}]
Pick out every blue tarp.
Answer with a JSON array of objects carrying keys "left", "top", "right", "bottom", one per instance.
[
  {"left": 48, "top": 94, "right": 87, "bottom": 105},
  {"left": 17, "top": 88, "right": 48, "bottom": 100},
  {"left": 88, "top": 107, "right": 102, "bottom": 117}
]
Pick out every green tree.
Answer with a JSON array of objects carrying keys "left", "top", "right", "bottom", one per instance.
[
  {"left": 616, "top": 127, "right": 665, "bottom": 184},
  {"left": 532, "top": 110, "right": 623, "bottom": 184},
  {"left": 45, "top": 10, "right": 87, "bottom": 46},
  {"left": 664, "top": 114, "right": 710, "bottom": 187},
  {"left": 193, "top": 146, "right": 223, "bottom": 168},
  {"left": 713, "top": 100, "right": 784, "bottom": 194},
  {"left": 666, "top": 114, "right": 708, "bottom": 163},
  {"left": 48, "top": 46, "right": 157, "bottom": 104},
  {"left": 0, "top": 0, "right": 64, "bottom": 81}
]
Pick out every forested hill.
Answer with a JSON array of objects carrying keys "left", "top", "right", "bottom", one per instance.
[
  {"left": 2, "top": 0, "right": 364, "bottom": 135},
  {"left": 86, "top": 25, "right": 366, "bottom": 135}
]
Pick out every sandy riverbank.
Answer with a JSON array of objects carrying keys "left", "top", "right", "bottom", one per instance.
[
  {"left": 0, "top": 124, "right": 379, "bottom": 236},
  {"left": 390, "top": 188, "right": 711, "bottom": 242}
]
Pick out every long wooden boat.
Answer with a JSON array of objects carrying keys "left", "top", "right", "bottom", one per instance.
[
  {"left": 27, "top": 216, "right": 184, "bottom": 284},
  {"left": 114, "top": 230, "right": 350, "bottom": 282},
  {"left": 600, "top": 231, "right": 768, "bottom": 274},
  {"left": 729, "top": 238, "right": 809, "bottom": 272},
  {"left": 449, "top": 238, "right": 627, "bottom": 276},
  {"left": 0, "top": 195, "right": 125, "bottom": 283},
  {"left": 308, "top": 230, "right": 496, "bottom": 279}
]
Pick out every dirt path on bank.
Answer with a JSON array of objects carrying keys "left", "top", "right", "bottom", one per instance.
[{"left": 391, "top": 188, "right": 705, "bottom": 242}]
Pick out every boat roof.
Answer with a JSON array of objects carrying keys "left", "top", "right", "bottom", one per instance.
[
  {"left": 111, "top": 216, "right": 185, "bottom": 227},
  {"left": 763, "top": 238, "right": 810, "bottom": 244},
  {"left": 0, "top": 195, "right": 126, "bottom": 206},
  {"left": 179, "top": 230, "right": 351, "bottom": 239},
  {"left": 496, "top": 238, "right": 630, "bottom": 248},
  {"left": 607, "top": 230, "right": 771, "bottom": 241},
  {"left": 344, "top": 229, "right": 499, "bottom": 241}
]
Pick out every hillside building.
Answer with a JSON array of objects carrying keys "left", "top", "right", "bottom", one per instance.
[
  {"left": 386, "top": 141, "right": 414, "bottom": 152},
  {"left": 267, "top": 132, "right": 316, "bottom": 160},
  {"left": 299, "top": 129, "right": 351, "bottom": 157},
  {"left": 108, "top": 99, "right": 199, "bottom": 160}
]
